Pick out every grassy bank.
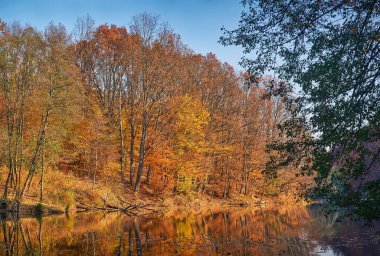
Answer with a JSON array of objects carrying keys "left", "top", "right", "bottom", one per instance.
[{"left": 0, "top": 168, "right": 307, "bottom": 217}]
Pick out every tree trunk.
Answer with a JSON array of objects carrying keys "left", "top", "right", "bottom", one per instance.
[
  {"left": 93, "top": 148, "right": 98, "bottom": 185},
  {"left": 146, "top": 164, "right": 152, "bottom": 184},
  {"left": 128, "top": 81, "right": 136, "bottom": 186},
  {"left": 129, "top": 121, "right": 135, "bottom": 186},
  {"left": 3, "top": 82, "right": 14, "bottom": 200},
  {"left": 224, "top": 166, "right": 230, "bottom": 198},
  {"left": 118, "top": 84, "right": 125, "bottom": 187},
  {"left": 20, "top": 108, "right": 50, "bottom": 198},
  {"left": 134, "top": 111, "right": 148, "bottom": 193},
  {"left": 39, "top": 145, "right": 44, "bottom": 202}
]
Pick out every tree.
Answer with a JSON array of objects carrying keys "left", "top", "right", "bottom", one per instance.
[
  {"left": 221, "top": 0, "right": 380, "bottom": 222},
  {"left": 129, "top": 13, "right": 168, "bottom": 193},
  {"left": 76, "top": 24, "right": 129, "bottom": 187}
]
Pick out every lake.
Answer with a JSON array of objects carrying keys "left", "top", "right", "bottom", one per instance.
[{"left": 0, "top": 205, "right": 379, "bottom": 255}]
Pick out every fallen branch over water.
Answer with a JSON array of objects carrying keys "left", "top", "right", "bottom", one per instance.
[{"left": 76, "top": 197, "right": 155, "bottom": 216}]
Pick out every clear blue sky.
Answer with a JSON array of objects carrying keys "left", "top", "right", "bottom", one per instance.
[{"left": 0, "top": 0, "right": 244, "bottom": 71}]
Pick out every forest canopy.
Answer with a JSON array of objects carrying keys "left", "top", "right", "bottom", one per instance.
[{"left": 0, "top": 14, "right": 310, "bottom": 210}]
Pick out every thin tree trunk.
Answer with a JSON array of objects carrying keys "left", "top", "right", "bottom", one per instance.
[
  {"left": 129, "top": 84, "right": 136, "bottom": 186},
  {"left": 224, "top": 167, "right": 230, "bottom": 198},
  {"left": 118, "top": 84, "right": 125, "bottom": 187},
  {"left": 129, "top": 121, "right": 135, "bottom": 186},
  {"left": 39, "top": 145, "right": 44, "bottom": 202},
  {"left": 3, "top": 83, "right": 14, "bottom": 200},
  {"left": 20, "top": 108, "right": 50, "bottom": 198},
  {"left": 17, "top": 109, "right": 24, "bottom": 200},
  {"left": 93, "top": 148, "right": 98, "bottom": 185},
  {"left": 134, "top": 111, "right": 148, "bottom": 193},
  {"left": 146, "top": 164, "right": 152, "bottom": 184}
]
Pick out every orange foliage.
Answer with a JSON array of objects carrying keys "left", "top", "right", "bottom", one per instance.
[{"left": 0, "top": 15, "right": 311, "bottom": 205}]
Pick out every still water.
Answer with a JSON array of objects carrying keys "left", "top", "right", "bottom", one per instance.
[{"left": 0, "top": 206, "right": 379, "bottom": 255}]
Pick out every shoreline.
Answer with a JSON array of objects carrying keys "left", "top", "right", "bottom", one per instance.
[{"left": 0, "top": 196, "right": 308, "bottom": 219}]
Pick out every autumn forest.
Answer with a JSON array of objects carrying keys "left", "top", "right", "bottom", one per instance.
[
  {"left": 2, "top": 0, "right": 380, "bottom": 254},
  {"left": 0, "top": 13, "right": 312, "bottom": 212}
]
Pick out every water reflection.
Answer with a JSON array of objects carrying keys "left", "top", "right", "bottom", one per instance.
[{"left": 0, "top": 206, "right": 378, "bottom": 255}]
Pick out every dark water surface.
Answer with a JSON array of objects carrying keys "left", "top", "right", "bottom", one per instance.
[{"left": 0, "top": 206, "right": 379, "bottom": 255}]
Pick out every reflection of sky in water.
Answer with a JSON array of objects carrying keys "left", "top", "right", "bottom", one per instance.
[
  {"left": 315, "top": 245, "right": 336, "bottom": 256},
  {"left": 0, "top": 206, "right": 378, "bottom": 255}
]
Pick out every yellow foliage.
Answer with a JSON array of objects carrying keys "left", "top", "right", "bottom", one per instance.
[
  {"left": 173, "top": 95, "right": 210, "bottom": 155},
  {"left": 169, "top": 95, "right": 210, "bottom": 194}
]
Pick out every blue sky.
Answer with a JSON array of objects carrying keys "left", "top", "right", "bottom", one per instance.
[{"left": 1, "top": 0, "right": 245, "bottom": 71}]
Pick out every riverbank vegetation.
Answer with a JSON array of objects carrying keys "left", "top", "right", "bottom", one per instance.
[{"left": 0, "top": 14, "right": 312, "bottom": 212}]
